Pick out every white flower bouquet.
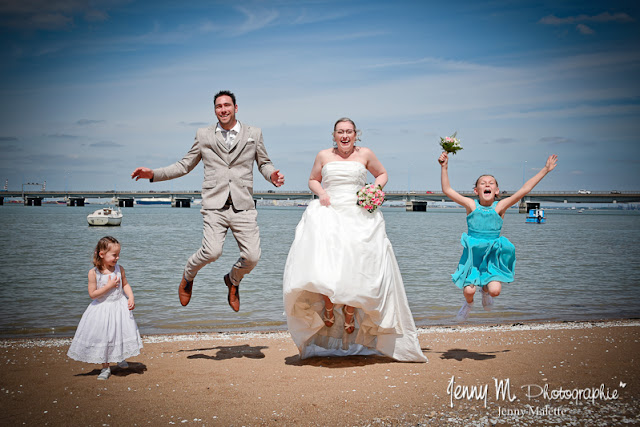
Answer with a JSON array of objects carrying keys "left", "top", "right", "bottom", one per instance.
[
  {"left": 357, "top": 183, "right": 385, "bottom": 213},
  {"left": 439, "top": 131, "right": 463, "bottom": 155}
]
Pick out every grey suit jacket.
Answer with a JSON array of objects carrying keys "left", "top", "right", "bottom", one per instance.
[{"left": 152, "top": 121, "right": 277, "bottom": 210}]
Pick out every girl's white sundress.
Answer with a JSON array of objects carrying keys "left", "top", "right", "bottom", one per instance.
[{"left": 67, "top": 264, "right": 143, "bottom": 363}]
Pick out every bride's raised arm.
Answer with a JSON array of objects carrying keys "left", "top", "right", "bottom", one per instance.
[{"left": 363, "top": 147, "right": 388, "bottom": 189}]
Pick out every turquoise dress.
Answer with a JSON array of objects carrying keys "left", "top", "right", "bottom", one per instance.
[{"left": 452, "top": 200, "right": 516, "bottom": 289}]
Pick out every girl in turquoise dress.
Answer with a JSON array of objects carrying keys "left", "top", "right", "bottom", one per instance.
[{"left": 438, "top": 151, "right": 558, "bottom": 322}]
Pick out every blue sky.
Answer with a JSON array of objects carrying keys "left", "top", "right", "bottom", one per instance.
[{"left": 0, "top": 0, "right": 638, "bottom": 193}]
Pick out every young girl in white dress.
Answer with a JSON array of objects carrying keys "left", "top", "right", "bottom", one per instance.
[{"left": 67, "top": 236, "right": 143, "bottom": 380}]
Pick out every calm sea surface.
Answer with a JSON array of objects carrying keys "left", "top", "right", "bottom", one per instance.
[{"left": 1, "top": 203, "right": 639, "bottom": 338}]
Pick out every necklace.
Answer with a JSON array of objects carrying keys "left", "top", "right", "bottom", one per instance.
[{"left": 335, "top": 146, "right": 355, "bottom": 158}]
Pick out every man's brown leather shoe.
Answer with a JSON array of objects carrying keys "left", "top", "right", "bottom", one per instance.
[
  {"left": 179, "top": 276, "right": 193, "bottom": 306},
  {"left": 224, "top": 274, "right": 240, "bottom": 312}
]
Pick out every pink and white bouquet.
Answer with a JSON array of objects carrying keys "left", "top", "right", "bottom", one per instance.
[
  {"left": 357, "top": 183, "right": 385, "bottom": 213},
  {"left": 439, "top": 131, "right": 463, "bottom": 155}
]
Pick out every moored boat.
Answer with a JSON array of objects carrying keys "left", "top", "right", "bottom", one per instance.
[
  {"left": 136, "top": 197, "right": 172, "bottom": 205},
  {"left": 525, "top": 208, "right": 546, "bottom": 224},
  {"left": 87, "top": 207, "right": 123, "bottom": 226}
]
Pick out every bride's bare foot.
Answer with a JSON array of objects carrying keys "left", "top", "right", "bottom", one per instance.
[
  {"left": 343, "top": 306, "right": 355, "bottom": 334},
  {"left": 323, "top": 304, "right": 335, "bottom": 327}
]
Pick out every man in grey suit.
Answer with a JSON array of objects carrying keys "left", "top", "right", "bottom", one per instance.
[{"left": 131, "top": 90, "right": 284, "bottom": 312}]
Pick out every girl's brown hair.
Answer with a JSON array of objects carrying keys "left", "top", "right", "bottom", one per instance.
[
  {"left": 474, "top": 175, "right": 501, "bottom": 199},
  {"left": 93, "top": 236, "right": 120, "bottom": 269},
  {"left": 474, "top": 174, "right": 499, "bottom": 188}
]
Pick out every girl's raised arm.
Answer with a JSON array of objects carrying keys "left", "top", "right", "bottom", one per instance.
[
  {"left": 496, "top": 154, "right": 558, "bottom": 215},
  {"left": 439, "top": 152, "right": 475, "bottom": 214}
]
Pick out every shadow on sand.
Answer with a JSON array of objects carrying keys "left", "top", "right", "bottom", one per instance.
[
  {"left": 74, "top": 361, "right": 147, "bottom": 377},
  {"left": 178, "top": 344, "right": 268, "bottom": 360}
]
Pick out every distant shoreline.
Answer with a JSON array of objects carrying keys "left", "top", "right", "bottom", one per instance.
[{"left": 3, "top": 318, "right": 638, "bottom": 347}]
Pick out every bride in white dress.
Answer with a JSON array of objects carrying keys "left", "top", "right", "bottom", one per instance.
[{"left": 283, "top": 118, "right": 427, "bottom": 362}]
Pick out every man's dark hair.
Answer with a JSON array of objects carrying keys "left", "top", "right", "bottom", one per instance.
[{"left": 214, "top": 90, "right": 236, "bottom": 106}]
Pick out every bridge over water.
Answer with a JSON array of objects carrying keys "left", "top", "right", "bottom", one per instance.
[{"left": 3, "top": 189, "right": 639, "bottom": 209}]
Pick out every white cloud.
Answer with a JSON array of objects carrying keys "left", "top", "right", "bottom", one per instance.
[
  {"left": 539, "top": 12, "right": 635, "bottom": 25},
  {"left": 233, "top": 5, "right": 279, "bottom": 36},
  {"left": 494, "top": 138, "right": 518, "bottom": 145},
  {"left": 539, "top": 137, "right": 575, "bottom": 145},
  {"left": 76, "top": 119, "right": 106, "bottom": 126},
  {"left": 29, "top": 13, "right": 73, "bottom": 30},
  {"left": 365, "top": 56, "right": 493, "bottom": 72},
  {"left": 576, "top": 23, "right": 595, "bottom": 35},
  {"left": 0, "top": 0, "right": 124, "bottom": 30},
  {"left": 0, "top": 0, "right": 85, "bottom": 15},
  {"left": 47, "top": 134, "right": 79, "bottom": 139},
  {"left": 539, "top": 11, "right": 635, "bottom": 37},
  {"left": 90, "top": 141, "right": 123, "bottom": 147},
  {"left": 290, "top": 9, "right": 351, "bottom": 25},
  {"left": 198, "top": 20, "right": 219, "bottom": 33}
]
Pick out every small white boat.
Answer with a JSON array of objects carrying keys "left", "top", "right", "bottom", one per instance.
[{"left": 87, "top": 207, "right": 123, "bottom": 226}]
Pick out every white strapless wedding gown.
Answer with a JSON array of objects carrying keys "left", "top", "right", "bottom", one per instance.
[{"left": 283, "top": 161, "right": 427, "bottom": 362}]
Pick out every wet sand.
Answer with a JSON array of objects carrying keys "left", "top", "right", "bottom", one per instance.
[{"left": 1, "top": 319, "right": 639, "bottom": 426}]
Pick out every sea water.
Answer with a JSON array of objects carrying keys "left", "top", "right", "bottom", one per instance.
[{"left": 0, "top": 204, "right": 638, "bottom": 338}]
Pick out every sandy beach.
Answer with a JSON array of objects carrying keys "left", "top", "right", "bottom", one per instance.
[{"left": 1, "top": 319, "right": 639, "bottom": 426}]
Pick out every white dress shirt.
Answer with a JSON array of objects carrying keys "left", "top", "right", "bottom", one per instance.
[{"left": 216, "top": 121, "right": 241, "bottom": 148}]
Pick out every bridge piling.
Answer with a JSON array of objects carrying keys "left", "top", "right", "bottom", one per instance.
[
  {"left": 172, "top": 198, "right": 191, "bottom": 208},
  {"left": 519, "top": 200, "right": 540, "bottom": 214},
  {"left": 118, "top": 198, "right": 134, "bottom": 208},
  {"left": 24, "top": 196, "right": 42, "bottom": 206},
  {"left": 66, "top": 197, "right": 85, "bottom": 206},
  {"left": 405, "top": 200, "right": 427, "bottom": 212}
]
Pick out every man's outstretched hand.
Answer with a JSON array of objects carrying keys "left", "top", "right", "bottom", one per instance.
[
  {"left": 270, "top": 170, "right": 284, "bottom": 187},
  {"left": 131, "top": 167, "right": 153, "bottom": 181}
]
